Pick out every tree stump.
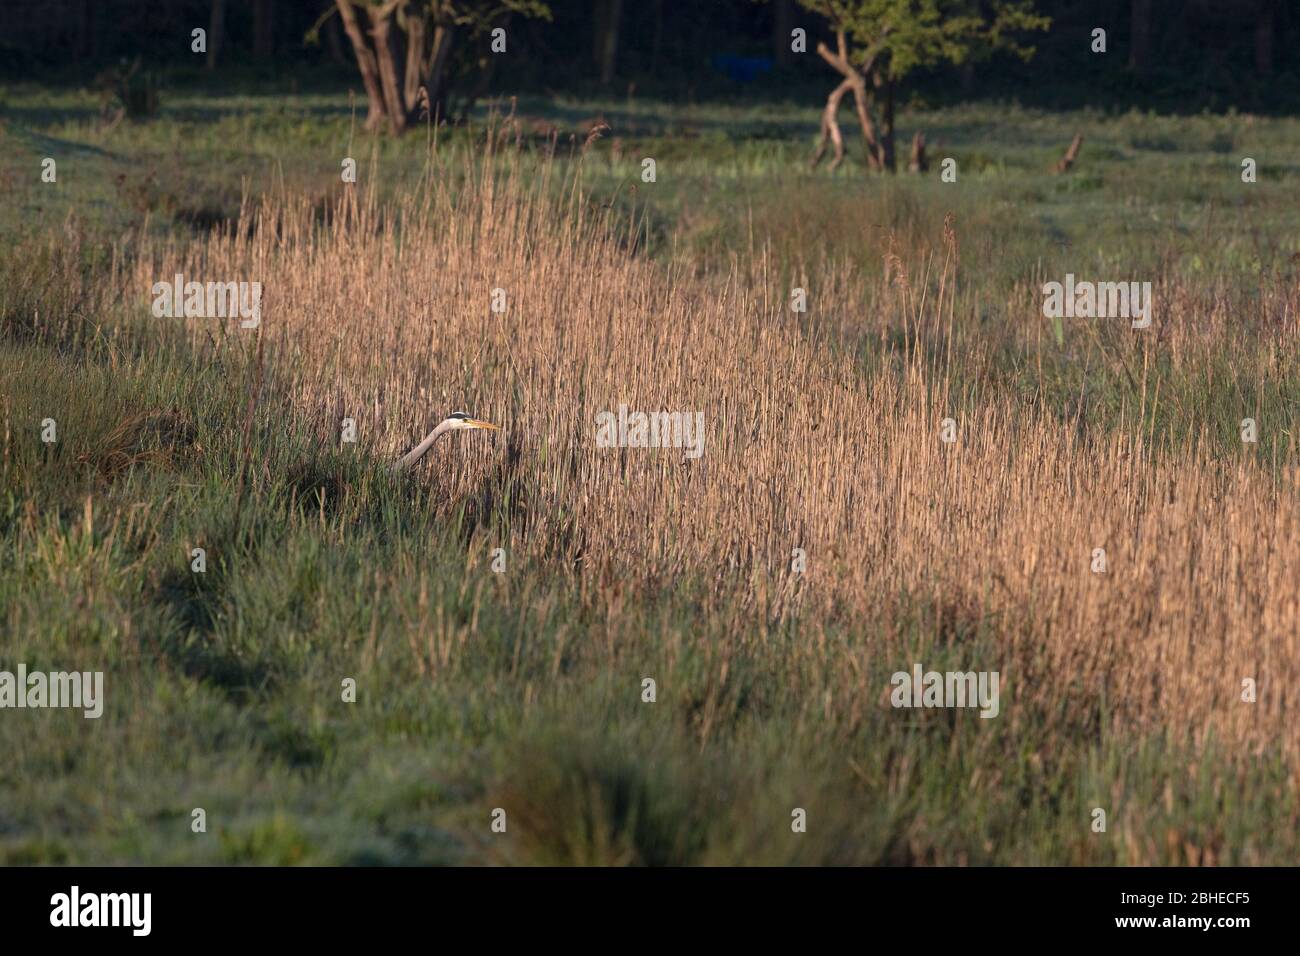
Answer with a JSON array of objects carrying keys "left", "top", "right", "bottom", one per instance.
[
  {"left": 1053, "top": 133, "right": 1084, "bottom": 174},
  {"left": 908, "top": 131, "right": 928, "bottom": 173}
]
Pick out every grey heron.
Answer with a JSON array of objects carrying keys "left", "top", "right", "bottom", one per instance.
[{"left": 394, "top": 412, "right": 500, "bottom": 472}]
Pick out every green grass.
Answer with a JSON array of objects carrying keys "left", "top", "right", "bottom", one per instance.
[
  {"left": 6, "top": 81, "right": 1299, "bottom": 264},
  {"left": 1, "top": 302, "right": 1295, "bottom": 865},
  {"left": 2, "top": 80, "right": 1298, "bottom": 864}
]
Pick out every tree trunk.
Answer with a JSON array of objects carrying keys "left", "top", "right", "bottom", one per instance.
[
  {"left": 593, "top": 0, "right": 622, "bottom": 84},
  {"left": 75, "top": 0, "right": 90, "bottom": 58},
  {"left": 404, "top": 12, "right": 428, "bottom": 112},
  {"left": 426, "top": 23, "right": 457, "bottom": 124},
  {"left": 773, "top": 0, "right": 794, "bottom": 68},
  {"left": 848, "top": 80, "right": 883, "bottom": 171},
  {"left": 253, "top": 0, "right": 274, "bottom": 58},
  {"left": 1255, "top": 0, "right": 1274, "bottom": 76},
  {"left": 908, "top": 131, "right": 927, "bottom": 173},
  {"left": 207, "top": 0, "right": 226, "bottom": 71},
  {"left": 371, "top": 5, "right": 408, "bottom": 135},
  {"left": 593, "top": 1, "right": 607, "bottom": 71},
  {"left": 1129, "top": 0, "right": 1152, "bottom": 75},
  {"left": 604, "top": 0, "right": 623, "bottom": 84},
  {"left": 459, "top": 47, "right": 501, "bottom": 122},
  {"left": 811, "top": 78, "right": 853, "bottom": 171},
  {"left": 879, "top": 76, "right": 895, "bottom": 173},
  {"left": 815, "top": 33, "right": 885, "bottom": 172},
  {"left": 336, "top": 0, "right": 389, "bottom": 131},
  {"left": 873, "top": 74, "right": 894, "bottom": 174},
  {"left": 651, "top": 0, "right": 664, "bottom": 73}
]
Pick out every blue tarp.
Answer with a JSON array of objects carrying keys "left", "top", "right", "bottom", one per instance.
[{"left": 710, "top": 55, "right": 774, "bottom": 84}]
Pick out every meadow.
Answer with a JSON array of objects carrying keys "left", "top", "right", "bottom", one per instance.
[{"left": 1, "top": 78, "right": 1297, "bottom": 864}]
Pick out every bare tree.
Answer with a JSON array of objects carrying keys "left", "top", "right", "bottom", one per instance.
[{"left": 810, "top": 28, "right": 889, "bottom": 172}]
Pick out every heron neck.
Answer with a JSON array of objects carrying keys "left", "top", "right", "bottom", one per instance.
[{"left": 395, "top": 418, "right": 454, "bottom": 470}]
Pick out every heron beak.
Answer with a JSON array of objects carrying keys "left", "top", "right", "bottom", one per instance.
[{"left": 464, "top": 418, "right": 500, "bottom": 431}]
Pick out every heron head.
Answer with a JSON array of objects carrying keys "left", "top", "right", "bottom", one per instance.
[{"left": 445, "top": 411, "right": 500, "bottom": 432}]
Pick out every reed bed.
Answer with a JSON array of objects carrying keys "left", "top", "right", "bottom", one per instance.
[{"left": 113, "top": 147, "right": 1300, "bottom": 767}]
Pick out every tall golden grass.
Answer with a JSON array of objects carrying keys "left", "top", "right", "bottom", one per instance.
[{"left": 122, "top": 148, "right": 1300, "bottom": 765}]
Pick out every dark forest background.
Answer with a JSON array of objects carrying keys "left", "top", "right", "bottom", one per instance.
[{"left": 1, "top": 0, "right": 1295, "bottom": 113}]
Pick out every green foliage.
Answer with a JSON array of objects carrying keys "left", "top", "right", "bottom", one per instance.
[
  {"left": 341, "top": 0, "right": 553, "bottom": 25},
  {"left": 797, "top": 0, "right": 1049, "bottom": 82}
]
